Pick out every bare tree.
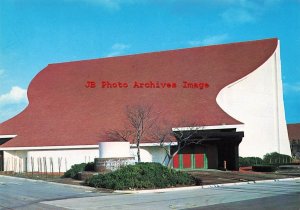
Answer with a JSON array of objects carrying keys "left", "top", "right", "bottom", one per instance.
[
  {"left": 43, "top": 157, "right": 48, "bottom": 178},
  {"left": 58, "top": 157, "right": 62, "bottom": 176},
  {"left": 104, "top": 105, "right": 209, "bottom": 166},
  {"left": 152, "top": 123, "right": 206, "bottom": 167},
  {"left": 50, "top": 157, "right": 54, "bottom": 177},
  {"left": 105, "top": 104, "right": 156, "bottom": 163},
  {"left": 126, "top": 104, "right": 157, "bottom": 162},
  {"left": 105, "top": 129, "right": 133, "bottom": 142},
  {"left": 30, "top": 157, "right": 34, "bottom": 177}
]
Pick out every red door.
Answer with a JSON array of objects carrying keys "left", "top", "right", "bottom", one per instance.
[
  {"left": 194, "top": 154, "right": 204, "bottom": 168},
  {"left": 173, "top": 153, "right": 205, "bottom": 169},
  {"left": 182, "top": 154, "right": 192, "bottom": 168},
  {"left": 173, "top": 154, "right": 180, "bottom": 168}
]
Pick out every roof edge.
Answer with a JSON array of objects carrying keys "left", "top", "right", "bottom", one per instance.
[
  {"left": 172, "top": 124, "right": 244, "bottom": 132},
  {"left": 47, "top": 38, "right": 278, "bottom": 66}
]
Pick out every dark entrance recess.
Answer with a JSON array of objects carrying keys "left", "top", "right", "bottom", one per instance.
[{"left": 171, "top": 127, "right": 244, "bottom": 171}]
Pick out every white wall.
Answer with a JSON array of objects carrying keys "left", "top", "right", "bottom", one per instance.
[
  {"left": 3, "top": 148, "right": 98, "bottom": 172},
  {"left": 3, "top": 145, "right": 168, "bottom": 172},
  {"left": 99, "top": 142, "right": 130, "bottom": 158},
  {"left": 3, "top": 150, "right": 27, "bottom": 172},
  {"left": 130, "top": 146, "right": 169, "bottom": 165},
  {"left": 216, "top": 42, "right": 291, "bottom": 157}
]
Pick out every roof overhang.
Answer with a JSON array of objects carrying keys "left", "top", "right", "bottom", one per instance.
[
  {"left": 0, "top": 144, "right": 99, "bottom": 151},
  {"left": 132, "top": 142, "right": 177, "bottom": 147},
  {"left": 0, "top": 135, "right": 17, "bottom": 146},
  {"left": 172, "top": 124, "right": 244, "bottom": 132},
  {"left": 172, "top": 124, "right": 244, "bottom": 144},
  {"left": 0, "top": 135, "right": 17, "bottom": 139},
  {"left": 0, "top": 142, "right": 176, "bottom": 151}
]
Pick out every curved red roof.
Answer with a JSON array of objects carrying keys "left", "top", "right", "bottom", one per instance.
[{"left": 0, "top": 38, "right": 278, "bottom": 147}]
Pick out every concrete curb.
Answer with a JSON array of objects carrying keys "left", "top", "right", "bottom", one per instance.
[
  {"left": 0, "top": 174, "right": 96, "bottom": 191},
  {"left": 115, "top": 177, "right": 300, "bottom": 194}
]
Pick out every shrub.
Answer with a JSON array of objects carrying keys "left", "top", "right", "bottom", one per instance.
[
  {"left": 239, "top": 157, "right": 263, "bottom": 167},
  {"left": 64, "top": 162, "right": 94, "bottom": 179},
  {"left": 263, "top": 152, "right": 292, "bottom": 165},
  {"left": 64, "top": 163, "right": 87, "bottom": 179},
  {"left": 64, "top": 163, "right": 86, "bottom": 179},
  {"left": 278, "top": 162, "right": 300, "bottom": 166},
  {"left": 84, "top": 162, "right": 95, "bottom": 171},
  {"left": 86, "top": 162, "right": 197, "bottom": 190},
  {"left": 252, "top": 165, "right": 277, "bottom": 172}
]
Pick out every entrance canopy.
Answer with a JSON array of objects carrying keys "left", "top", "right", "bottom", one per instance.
[{"left": 172, "top": 125, "right": 244, "bottom": 170}]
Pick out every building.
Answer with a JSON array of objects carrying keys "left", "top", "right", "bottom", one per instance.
[
  {"left": 0, "top": 38, "right": 291, "bottom": 172},
  {"left": 287, "top": 123, "right": 300, "bottom": 159}
]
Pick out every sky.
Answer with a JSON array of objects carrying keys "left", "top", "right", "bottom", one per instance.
[{"left": 0, "top": 0, "right": 299, "bottom": 123}]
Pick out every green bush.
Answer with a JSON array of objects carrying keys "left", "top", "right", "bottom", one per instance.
[
  {"left": 278, "top": 162, "right": 299, "bottom": 166},
  {"left": 252, "top": 165, "right": 277, "bottom": 172},
  {"left": 86, "top": 162, "right": 197, "bottom": 190},
  {"left": 84, "top": 162, "right": 95, "bottom": 171},
  {"left": 240, "top": 153, "right": 293, "bottom": 168},
  {"left": 263, "top": 152, "right": 292, "bottom": 165},
  {"left": 64, "top": 162, "right": 94, "bottom": 179},
  {"left": 64, "top": 163, "right": 87, "bottom": 179},
  {"left": 63, "top": 162, "right": 95, "bottom": 179},
  {"left": 239, "top": 157, "right": 263, "bottom": 167}
]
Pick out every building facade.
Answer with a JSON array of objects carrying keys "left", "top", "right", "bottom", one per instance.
[{"left": 0, "top": 38, "right": 291, "bottom": 172}]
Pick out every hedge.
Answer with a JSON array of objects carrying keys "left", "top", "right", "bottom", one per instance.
[
  {"left": 239, "top": 157, "right": 263, "bottom": 167},
  {"left": 252, "top": 165, "right": 277, "bottom": 172},
  {"left": 240, "top": 152, "right": 293, "bottom": 168},
  {"left": 63, "top": 162, "right": 95, "bottom": 179},
  {"left": 263, "top": 152, "right": 292, "bottom": 165},
  {"left": 86, "top": 162, "right": 198, "bottom": 190},
  {"left": 84, "top": 162, "right": 95, "bottom": 171}
]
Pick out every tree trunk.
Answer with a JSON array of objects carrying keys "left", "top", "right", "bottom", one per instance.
[
  {"left": 167, "top": 157, "right": 172, "bottom": 168},
  {"left": 137, "top": 141, "right": 141, "bottom": 163},
  {"left": 167, "top": 150, "right": 179, "bottom": 168},
  {"left": 136, "top": 129, "right": 142, "bottom": 163}
]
